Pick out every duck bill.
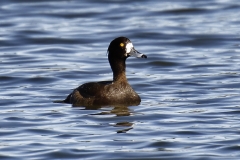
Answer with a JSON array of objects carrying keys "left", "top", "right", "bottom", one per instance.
[{"left": 129, "top": 48, "right": 147, "bottom": 58}]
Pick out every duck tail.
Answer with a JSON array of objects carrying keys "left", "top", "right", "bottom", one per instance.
[{"left": 53, "top": 94, "right": 71, "bottom": 104}]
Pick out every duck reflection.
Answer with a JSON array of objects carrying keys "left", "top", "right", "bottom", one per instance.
[
  {"left": 72, "top": 104, "right": 135, "bottom": 133},
  {"left": 113, "top": 121, "right": 134, "bottom": 133},
  {"left": 73, "top": 104, "right": 132, "bottom": 116}
]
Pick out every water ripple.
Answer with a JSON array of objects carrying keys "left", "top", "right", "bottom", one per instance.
[{"left": 0, "top": 0, "right": 240, "bottom": 159}]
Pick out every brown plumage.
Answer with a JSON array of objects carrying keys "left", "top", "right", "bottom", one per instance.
[{"left": 63, "top": 37, "right": 147, "bottom": 106}]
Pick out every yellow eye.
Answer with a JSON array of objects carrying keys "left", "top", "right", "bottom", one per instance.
[{"left": 120, "top": 43, "right": 124, "bottom": 47}]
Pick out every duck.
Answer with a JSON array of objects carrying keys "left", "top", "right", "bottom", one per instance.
[{"left": 63, "top": 37, "right": 147, "bottom": 106}]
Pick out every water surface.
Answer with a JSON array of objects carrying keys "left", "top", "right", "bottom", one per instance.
[{"left": 1, "top": 0, "right": 240, "bottom": 159}]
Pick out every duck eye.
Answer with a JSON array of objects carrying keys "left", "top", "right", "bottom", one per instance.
[{"left": 120, "top": 43, "right": 124, "bottom": 47}]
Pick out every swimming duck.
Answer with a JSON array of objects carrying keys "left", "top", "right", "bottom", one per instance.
[{"left": 64, "top": 37, "right": 147, "bottom": 106}]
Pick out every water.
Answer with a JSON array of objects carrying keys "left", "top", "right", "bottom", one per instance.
[{"left": 1, "top": 0, "right": 240, "bottom": 159}]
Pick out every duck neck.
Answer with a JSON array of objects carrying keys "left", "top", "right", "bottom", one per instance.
[{"left": 109, "top": 58, "right": 127, "bottom": 82}]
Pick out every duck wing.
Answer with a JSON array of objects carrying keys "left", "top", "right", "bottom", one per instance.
[
  {"left": 77, "top": 81, "right": 112, "bottom": 98},
  {"left": 63, "top": 81, "right": 112, "bottom": 103}
]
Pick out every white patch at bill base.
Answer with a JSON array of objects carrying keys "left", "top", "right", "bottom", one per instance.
[{"left": 126, "top": 42, "right": 133, "bottom": 53}]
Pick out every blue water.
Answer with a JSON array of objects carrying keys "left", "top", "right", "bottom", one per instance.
[{"left": 1, "top": 0, "right": 240, "bottom": 159}]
